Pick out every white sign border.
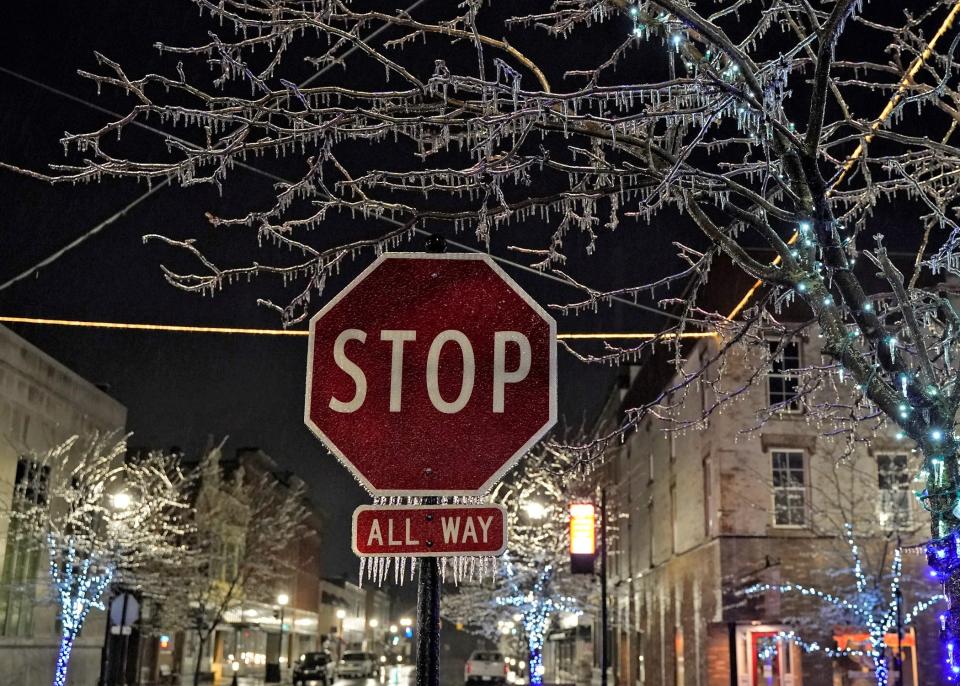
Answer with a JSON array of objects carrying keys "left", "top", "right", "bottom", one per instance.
[
  {"left": 350, "top": 503, "right": 509, "bottom": 558},
  {"left": 304, "top": 252, "right": 558, "bottom": 497}
]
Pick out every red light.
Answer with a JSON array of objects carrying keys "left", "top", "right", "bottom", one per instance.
[
  {"left": 466, "top": 662, "right": 472, "bottom": 674},
  {"left": 569, "top": 503, "right": 595, "bottom": 555}
]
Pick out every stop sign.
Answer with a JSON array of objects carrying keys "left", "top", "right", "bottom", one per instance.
[{"left": 305, "top": 253, "right": 556, "bottom": 496}]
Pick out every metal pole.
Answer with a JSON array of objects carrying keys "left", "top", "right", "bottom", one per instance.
[
  {"left": 98, "top": 591, "right": 114, "bottom": 686},
  {"left": 279, "top": 605, "right": 286, "bottom": 680},
  {"left": 416, "top": 497, "right": 441, "bottom": 686},
  {"left": 117, "top": 593, "right": 130, "bottom": 685},
  {"left": 896, "top": 534, "right": 904, "bottom": 686},
  {"left": 600, "top": 488, "right": 608, "bottom": 686},
  {"left": 415, "top": 234, "right": 446, "bottom": 686}
]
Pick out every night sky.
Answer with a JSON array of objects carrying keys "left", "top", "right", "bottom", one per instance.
[
  {"left": 0, "top": 0, "right": 937, "bottom": 579},
  {"left": 0, "top": 1, "right": 688, "bottom": 577}
]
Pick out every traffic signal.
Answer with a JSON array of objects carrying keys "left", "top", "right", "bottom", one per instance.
[{"left": 569, "top": 502, "right": 596, "bottom": 574}]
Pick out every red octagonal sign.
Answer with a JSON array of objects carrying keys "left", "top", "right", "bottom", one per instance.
[{"left": 305, "top": 253, "right": 556, "bottom": 496}]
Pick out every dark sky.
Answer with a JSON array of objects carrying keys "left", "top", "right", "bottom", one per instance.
[
  {"left": 0, "top": 1, "right": 686, "bottom": 577},
  {"left": 0, "top": 0, "right": 936, "bottom": 577}
]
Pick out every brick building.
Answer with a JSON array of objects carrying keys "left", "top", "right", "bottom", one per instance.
[{"left": 591, "top": 329, "right": 943, "bottom": 685}]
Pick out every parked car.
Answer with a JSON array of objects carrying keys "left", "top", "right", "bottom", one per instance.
[
  {"left": 465, "top": 650, "right": 508, "bottom": 684},
  {"left": 336, "top": 651, "right": 379, "bottom": 679},
  {"left": 293, "top": 651, "right": 333, "bottom": 685}
]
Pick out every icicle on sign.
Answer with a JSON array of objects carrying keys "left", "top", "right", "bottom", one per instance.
[
  {"left": 304, "top": 253, "right": 557, "bottom": 497},
  {"left": 353, "top": 504, "right": 508, "bottom": 558}
]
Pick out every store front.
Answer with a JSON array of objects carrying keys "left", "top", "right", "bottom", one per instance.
[{"left": 733, "top": 624, "right": 920, "bottom": 686}]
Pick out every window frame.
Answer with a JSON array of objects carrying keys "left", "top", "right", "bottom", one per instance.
[
  {"left": 766, "top": 339, "right": 803, "bottom": 414},
  {"left": 876, "top": 452, "right": 914, "bottom": 529},
  {"left": 770, "top": 449, "right": 807, "bottom": 528}
]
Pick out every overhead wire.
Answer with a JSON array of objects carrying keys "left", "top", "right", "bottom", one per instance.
[{"left": 0, "top": 13, "right": 682, "bottom": 323}]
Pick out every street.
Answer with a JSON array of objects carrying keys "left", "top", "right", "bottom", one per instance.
[
  {"left": 332, "top": 668, "right": 416, "bottom": 686},
  {"left": 236, "top": 666, "right": 416, "bottom": 686},
  {"left": 331, "top": 666, "right": 415, "bottom": 686}
]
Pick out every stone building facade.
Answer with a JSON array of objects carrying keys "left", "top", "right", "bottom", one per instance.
[
  {"left": 0, "top": 324, "right": 127, "bottom": 685},
  {"left": 593, "top": 330, "right": 943, "bottom": 686}
]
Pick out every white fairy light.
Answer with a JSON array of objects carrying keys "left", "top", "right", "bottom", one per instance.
[{"left": 745, "top": 524, "right": 943, "bottom": 686}]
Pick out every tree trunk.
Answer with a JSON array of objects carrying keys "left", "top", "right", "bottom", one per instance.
[
  {"left": 53, "top": 631, "right": 76, "bottom": 686},
  {"left": 528, "top": 644, "right": 543, "bottom": 686},
  {"left": 923, "top": 465, "right": 960, "bottom": 678},
  {"left": 193, "top": 633, "right": 206, "bottom": 686}
]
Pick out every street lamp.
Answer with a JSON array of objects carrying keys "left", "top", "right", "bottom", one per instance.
[
  {"left": 110, "top": 491, "right": 133, "bottom": 511},
  {"left": 277, "top": 593, "right": 289, "bottom": 676},
  {"left": 336, "top": 609, "right": 346, "bottom": 660},
  {"left": 99, "top": 489, "right": 136, "bottom": 686},
  {"left": 523, "top": 501, "right": 546, "bottom": 520}
]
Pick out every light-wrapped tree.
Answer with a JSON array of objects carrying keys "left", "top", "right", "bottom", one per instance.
[
  {"left": 7, "top": 434, "right": 193, "bottom": 686},
  {"left": 442, "top": 446, "right": 590, "bottom": 685},
  {"left": 10, "top": 0, "right": 960, "bottom": 667},
  {"left": 744, "top": 522, "right": 943, "bottom": 686}
]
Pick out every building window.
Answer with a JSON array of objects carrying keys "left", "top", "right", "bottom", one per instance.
[
  {"left": 771, "top": 451, "right": 806, "bottom": 526},
  {"left": 674, "top": 626, "right": 685, "bottom": 684},
  {"left": 0, "top": 457, "right": 48, "bottom": 637},
  {"left": 703, "top": 454, "right": 717, "bottom": 538},
  {"left": 768, "top": 340, "right": 802, "bottom": 411},
  {"left": 877, "top": 453, "right": 913, "bottom": 529}
]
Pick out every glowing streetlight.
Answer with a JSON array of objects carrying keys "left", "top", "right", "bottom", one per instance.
[
  {"left": 368, "top": 618, "right": 379, "bottom": 628},
  {"left": 336, "top": 609, "right": 347, "bottom": 620},
  {"left": 110, "top": 492, "right": 132, "bottom": 510},
  {"left": 523, "top": 501, "right": 546, "bottom": 520},
  {"left": 399, "top": 617, "right": 412, "bottom": 627},
  {"left": 277, "top": 593, "right": 290, "bottom": 607}
]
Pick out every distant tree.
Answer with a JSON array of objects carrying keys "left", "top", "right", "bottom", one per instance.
[
  {"left": 154, "top": 441, "right": 309, "bottom": 686},
  {"left": 7, "top": 434, "right": 193, "bottom": 686},
  {"left": 11, "top": 0, "right": 960, "bottom": 661},
  {"left": 443, "top": 446, "right": 590, "bottom": 685}
]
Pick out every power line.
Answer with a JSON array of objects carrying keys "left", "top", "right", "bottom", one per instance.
[
  {"left": 0, "top": 10, "right": 679, "bottom": 322},
  {"left": 1, "top": 0, "right": 430, "bottom": 290},
  {"left": 0, "top": 178, "right": 170, "bottom": 292}
]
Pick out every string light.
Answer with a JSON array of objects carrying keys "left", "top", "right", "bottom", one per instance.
[
  {"left": 496, "top": 565, "right": 580, "bottom": 686},
  {"left": 0, "top": 315, "right": 715, "bottom": 341},
  {"left": 745, "top": 524, "right": 943, "bottom": 686},
  {"left": 48, "top": 535, "right": 114, "bottom": 686}
]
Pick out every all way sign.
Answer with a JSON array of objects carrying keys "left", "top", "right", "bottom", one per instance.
[{"left": 352, "top": 504, "right": 507, "bottom": 558}]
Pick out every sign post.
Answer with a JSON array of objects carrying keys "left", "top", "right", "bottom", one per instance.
[{"left": 305, "top": 240, "right": 556, "bottom": 685}]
